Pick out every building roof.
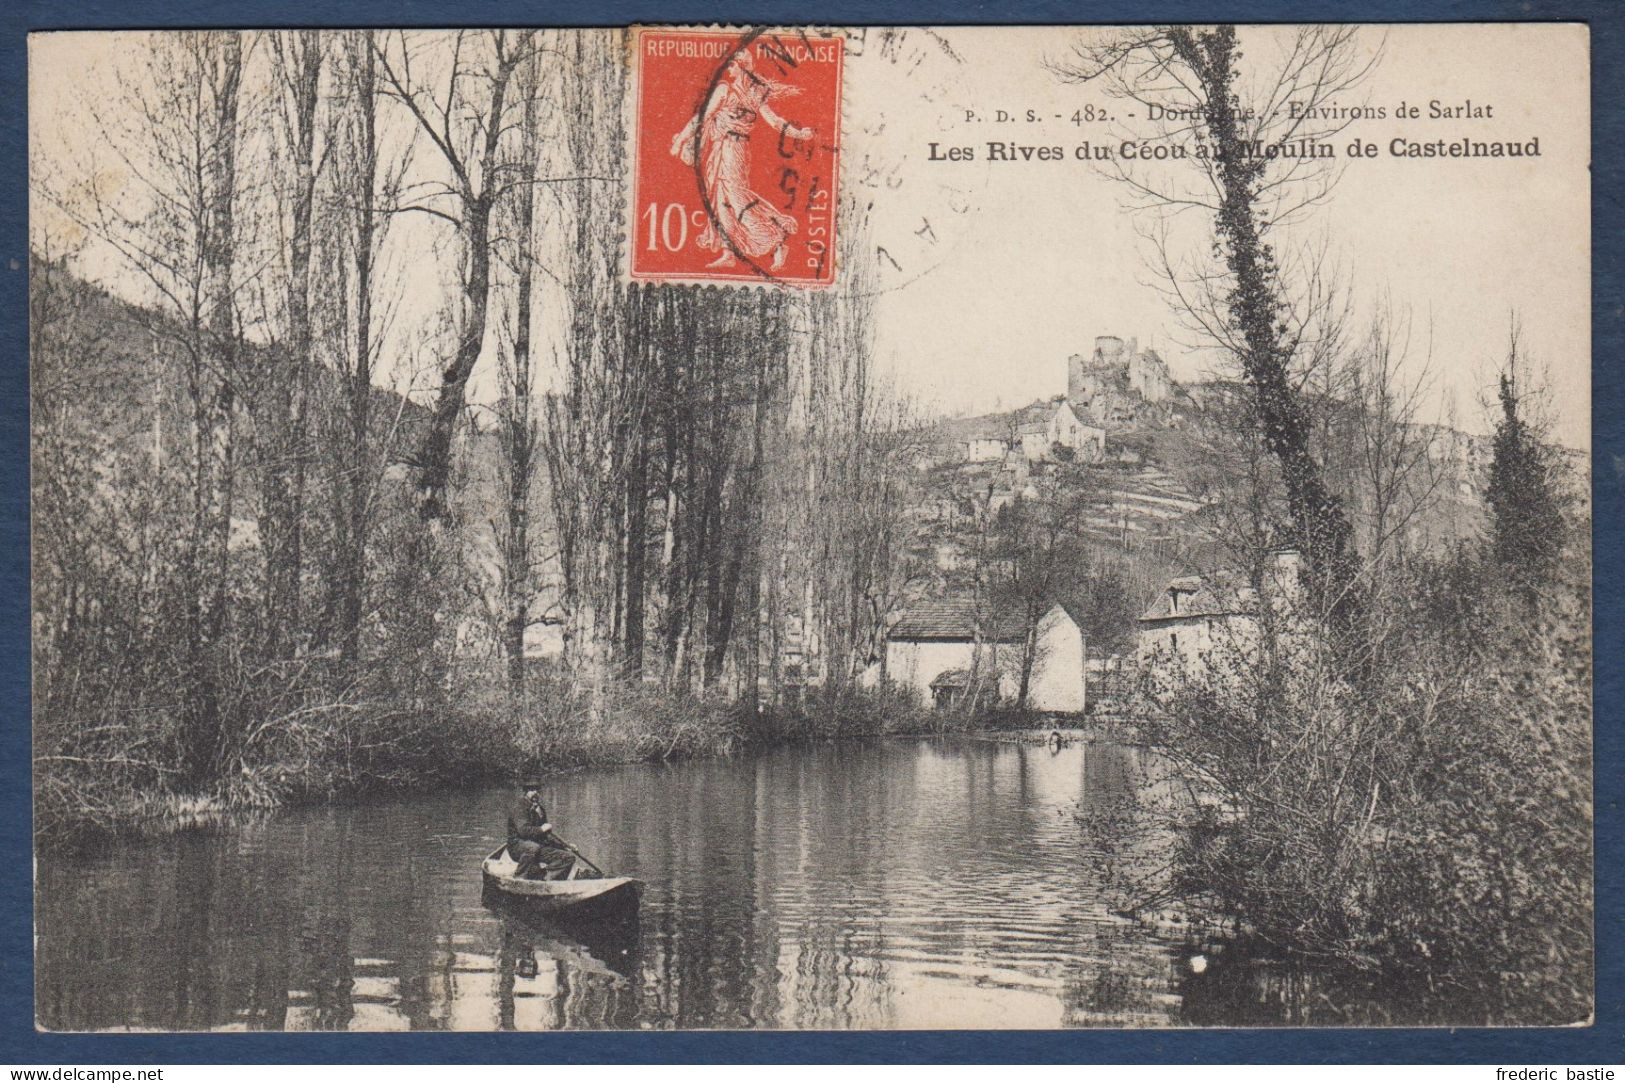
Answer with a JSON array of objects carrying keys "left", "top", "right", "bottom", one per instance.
[
  {"left": 935, "top": 413, "right": 1010, "bottom": 443},
  {"left": 1139, "top": 572, "right": 1257, "bottom": 623},
  {"left": 888, "top": 599, "right": 1027, "bottom": 642},
  {"left": 1016, "top": 420, "right": 1049, "bottom": 435},
  {"left": 1052, "top": 600, "right": 1089, "bottom": 630}
]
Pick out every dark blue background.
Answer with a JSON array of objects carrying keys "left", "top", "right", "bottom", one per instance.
[{"left": 2, "top": 0, "right": 1618, "bottom": 1064}]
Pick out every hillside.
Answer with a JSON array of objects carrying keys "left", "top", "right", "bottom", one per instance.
[
  {"left": 904, "top": 367, "right": 1494, "bottom": 653},
  {"left": 33, "top": 267, "right": 1515, "bottom": 666},
  {"left": 31, "top": 262, "right": 433, "bottom": 493}
]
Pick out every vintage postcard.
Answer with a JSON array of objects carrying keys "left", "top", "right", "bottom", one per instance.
[{"left": 28, "top": 24, "right": 1591, "bottom": 1032}]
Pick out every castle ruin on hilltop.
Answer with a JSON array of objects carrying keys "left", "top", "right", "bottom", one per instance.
[
  {"left": 1068, "top": 336, "right": 1174, "bottom": 423},
  {"left": 950, "top": 334, "right": 1178, "bottom": 466}
]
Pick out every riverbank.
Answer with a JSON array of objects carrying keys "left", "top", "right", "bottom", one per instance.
[{"left": 35, "top": 677, "right": 1038, "bottom": 847}]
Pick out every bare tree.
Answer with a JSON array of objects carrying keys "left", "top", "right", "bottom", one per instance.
[
  {"left": 1053, "top": 26, "right": 1383, "bottom": 622},
  {"left": 309, "top": 29, "right": 417, "bottom": 665},
  {"left": 1342, "top": 307, "right": 1450, "bottom": 576},
  {"left": 50, "top": 32, "right": 257, "bottom": 784},
  {"left": 759, "top": 208, "right": 929, "bottom": 701},
  {"left": 490, "top": 50, "right": 544, "bottom": 696},
  {"left": 331, "top": 30, "right": 383, "bottom": 662},
  {"left": 538, "top": 29, "right": 639, "bottom": 703},
  {"left": 374, "top": 30, "right": 538, "bottom": 525},
  {"left": 259, "top": 30, "right": 327, "bottom": 660},
  {"left": 30, "top": 237, "right": 195, "bottom": 821},
  {"left": 992, "top": 462, "right": 1097, "bottom": 708}
]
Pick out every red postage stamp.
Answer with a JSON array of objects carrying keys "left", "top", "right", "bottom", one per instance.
[{"left": 629, "top": 27, "right": 844, "bottom": 288}]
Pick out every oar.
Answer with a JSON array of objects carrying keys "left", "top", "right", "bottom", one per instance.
[{"left": 566, "top": 843, "right": 606, "bottom": 878}]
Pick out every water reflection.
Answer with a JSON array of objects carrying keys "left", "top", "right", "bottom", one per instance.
[{"left": 38, "top": 735, "right": 1213, "bottom": 1031}]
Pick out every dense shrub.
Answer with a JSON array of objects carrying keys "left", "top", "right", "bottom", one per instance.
[
  {"left": 35, "top": 656, "right": 1005, "bottom": 845},
  {"left": 749, "top": 681, "right": 978, "bottom": 740},
  {"left": 1133, "top": 552, "right": 1592, "bottom": 1024}
]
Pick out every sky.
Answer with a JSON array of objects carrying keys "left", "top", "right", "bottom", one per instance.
[
  {"left": 30, "top": 24, "right": 1591, "bottom": 449},
  {"left": 849, "top": 25, "right": 1590, "bottom": 448}
]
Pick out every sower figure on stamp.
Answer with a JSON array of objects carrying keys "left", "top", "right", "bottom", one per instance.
[
  {"left": 506, "top": 781, "right": 579, "bottom": 881},
  {"left": 669, "top": 49, "right": 814, "bottom": 272}
]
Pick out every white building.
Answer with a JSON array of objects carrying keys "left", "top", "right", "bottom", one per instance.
[
  {"left": 965, "top": 435, "right": 1006, "bottom": 462},
  {"left": 1136, "top": 574, "right": 1250, "bottom": 671},
  {"left": 1047, "top": 400, "right": 1107, "bottom": 461},
  {"left": 1012, "top": 399, "right": 1107, "bottom": 463},
  {"left": 885, "top": 599, "right": 1086, "bottom": 713},
  {"left": 885, "top": 600, "right": 1025, "bottom": 704},
  {"left": 950, "top": 415, "right": 1013, "bottom": 462},
  {"left": 1136, "top": 549, "right": 1305, "bottom": 680},
  {"left": 1026, "top": 603, "right": 1086, "bottom": 713},
  {"left": 1018, "top": 420, "right": 1051, "bottom": 462}
]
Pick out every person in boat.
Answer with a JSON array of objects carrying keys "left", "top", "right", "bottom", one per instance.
[{"left": 507, "top": 781, "right": 579, "bottom": 881}]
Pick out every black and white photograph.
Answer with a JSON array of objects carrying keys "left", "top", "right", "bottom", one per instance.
[{"left": 26, "top": 23, "right": 1592, "bottom": 1032}]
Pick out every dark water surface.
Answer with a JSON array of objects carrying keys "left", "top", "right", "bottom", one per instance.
[{"left": 38, "top": 735, "right": 1222, "bottom": 1031}]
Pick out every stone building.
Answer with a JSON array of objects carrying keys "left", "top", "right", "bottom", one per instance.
[
  {"left": 1128, "top": 346, "right": 1172, "bottom": 403},
  {"left": 886, "top": 600, "right": 1026, "bottom": 705},
  {"left": 1010, "top": 398, "right": 1106, "bottom": 462},
  {"left": 1136, "top": 549, "right": 1305, "bottom": 678},
  {"left": 1067, "top": 335, "right": 1175, "bottom": 424},
  {"left": 1026, "top": 603, "right": 1087, "bottom": 714},
  {"left": 885, "top": 599, "right": 1086, "bottom": 711},
  {"left": 1047, "top": 399, "right": 1107, "bottom": 461}
]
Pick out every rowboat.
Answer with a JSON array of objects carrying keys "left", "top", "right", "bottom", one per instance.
[{"left": 480, "top": 846, "right": 643, "bottom": 921}]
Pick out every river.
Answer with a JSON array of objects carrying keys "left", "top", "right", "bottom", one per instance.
[{"left": 36, "top": 733, "right": 1246, "bottom": 1031}]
